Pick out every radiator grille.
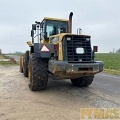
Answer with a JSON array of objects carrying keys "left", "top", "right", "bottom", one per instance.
[{"left": 66, "top": 36, "right": 92, "bottom": 62}]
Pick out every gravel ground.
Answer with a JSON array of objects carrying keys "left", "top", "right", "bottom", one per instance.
[{"left": 0, "top": 65, "right": 120, "bottom": 120}]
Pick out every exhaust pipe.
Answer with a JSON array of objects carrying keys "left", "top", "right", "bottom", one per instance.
[{"left": 69, "top": 12, "right": 73, "bottom": 33}]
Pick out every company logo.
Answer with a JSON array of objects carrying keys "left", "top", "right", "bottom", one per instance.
[{"left": 80, "top": 108, "right": 120, "bottom": 120}]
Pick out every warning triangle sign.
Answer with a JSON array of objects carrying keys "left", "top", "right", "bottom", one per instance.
[{"left": 41, "top": 45, "right": 49, "bottom": 52}]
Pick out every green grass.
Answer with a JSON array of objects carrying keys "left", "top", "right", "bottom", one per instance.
[
  {"left": 0, "top": 61, "right": 19, "bottom": 65},
  {"left": 95, "top": 53, "right": 120, "bottom": 75}
]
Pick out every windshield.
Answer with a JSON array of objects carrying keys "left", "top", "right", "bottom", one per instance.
[{"left": 46, "top": 20, "right": 68, "bottom": 38}]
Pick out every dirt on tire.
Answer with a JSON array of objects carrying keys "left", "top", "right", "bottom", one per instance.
[
  {"left": 29, "top": 53, "right": 48, "bottom": 91},
  {"left": 23, "top": 51, "right": 29, "bottom": 77}
]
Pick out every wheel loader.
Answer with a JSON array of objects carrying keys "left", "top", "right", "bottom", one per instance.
[{"left": 20, "top": 12, "right": 104, "bottom": 91}]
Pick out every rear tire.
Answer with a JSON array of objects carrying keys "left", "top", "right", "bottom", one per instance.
[
  {"left": 20, "top": 56, "right": 23, "bottom": 73},
  {"left": 23, "top": 51, "right": 29, "bottom": 77},
  {"left": 71, "top": 76, "right": 94, "bottom": 87},
  {"left": 29, "top": 53, "right": 48, "bottom": 91}
]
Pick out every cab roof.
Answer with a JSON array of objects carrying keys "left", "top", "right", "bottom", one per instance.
[{"left": 43, "top": 17, "right": 69, "bottom": 22}]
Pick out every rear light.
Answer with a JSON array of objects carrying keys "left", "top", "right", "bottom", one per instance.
[
  {"left": 93, "top": 46, "right": 98, "bottom": 52},
  {"left": 54, "top": 44, "right": 59, "bottom": 51}
]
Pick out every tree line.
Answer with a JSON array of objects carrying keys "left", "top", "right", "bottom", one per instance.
[
  {"left": 110, "top": 48, "right": 120, "bottom": 53},
  {"left": 116, "top": 48, "right": 120, "bottom": 53}
]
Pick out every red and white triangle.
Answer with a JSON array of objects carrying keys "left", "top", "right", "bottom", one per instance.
[{"left": 41, "top": 45, "right": 49, "bottom": 52}]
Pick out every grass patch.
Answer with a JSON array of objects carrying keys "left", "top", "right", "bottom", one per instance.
[
  {"left": 95, "top": 53, "right": 120, "bottom": 75},
  {"left": 0, "top": 61, "right": 19, "bottom": 65},
  {"left": 104, "top": 69, "right": 120, "bottom": 76}
]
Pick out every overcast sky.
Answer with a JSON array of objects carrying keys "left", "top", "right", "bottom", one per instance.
[{"left": 0, "top": 0, "right": 120, "bottom": 53}]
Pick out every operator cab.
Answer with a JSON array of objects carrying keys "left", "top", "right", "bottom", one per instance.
[
  {"left": 31, "top": 17, "right": 69, "bottom": 43},
  {"left": 41, "top": 17, "right": 69, "bottom": 39},
  {"left": 30, "top": 12, "right": 73, "bottom": 43}
]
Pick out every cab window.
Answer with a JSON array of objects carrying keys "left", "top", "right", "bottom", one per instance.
[{"left": 46, "top": 20, "right": 68, "bottom": 38}]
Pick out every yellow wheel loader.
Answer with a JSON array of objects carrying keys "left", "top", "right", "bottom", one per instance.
[{"left": 20, "top": 12, "right": 104, "bottom": 91}]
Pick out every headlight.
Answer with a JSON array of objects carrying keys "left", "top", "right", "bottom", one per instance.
[
  {"left": 67, "top": 37, "right": 71, "bottom": 40},
  {"left": 76, "top": 48, "right": 84, "bottom": 54},
  {"left": 86, "top": 38, "right": 90, "bottom": 41}
]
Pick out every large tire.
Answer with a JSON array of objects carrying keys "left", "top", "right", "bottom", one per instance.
[
  {"left": 23, "top": 51, "right": 29, "bottom": 77},
  {"left": 71, "top": 76, "right": 94, "bottom": 87},
  {"left": 20, "top": 56, "right": 23, "bottom": 73},
  {"left": 29, "top": 53, "right": 48, "bottom": 91}
]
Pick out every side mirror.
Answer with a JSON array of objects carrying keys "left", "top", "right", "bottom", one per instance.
[
  {"left": 31, "top": 30, "right": 34, "bottom": 37},
  {"left": 32, "top": 24, "right": 36, "bottom": 30},
  {"left": 93, "top": 46, "right": 98, "bottom": 52}
]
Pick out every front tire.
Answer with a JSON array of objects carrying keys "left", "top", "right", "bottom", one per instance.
[
  {"left": 71, "top": 76, "right": 94, "bottom": 87},
  {"left": 29, "top": 53, "right": 48, "bottom": 91}
]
